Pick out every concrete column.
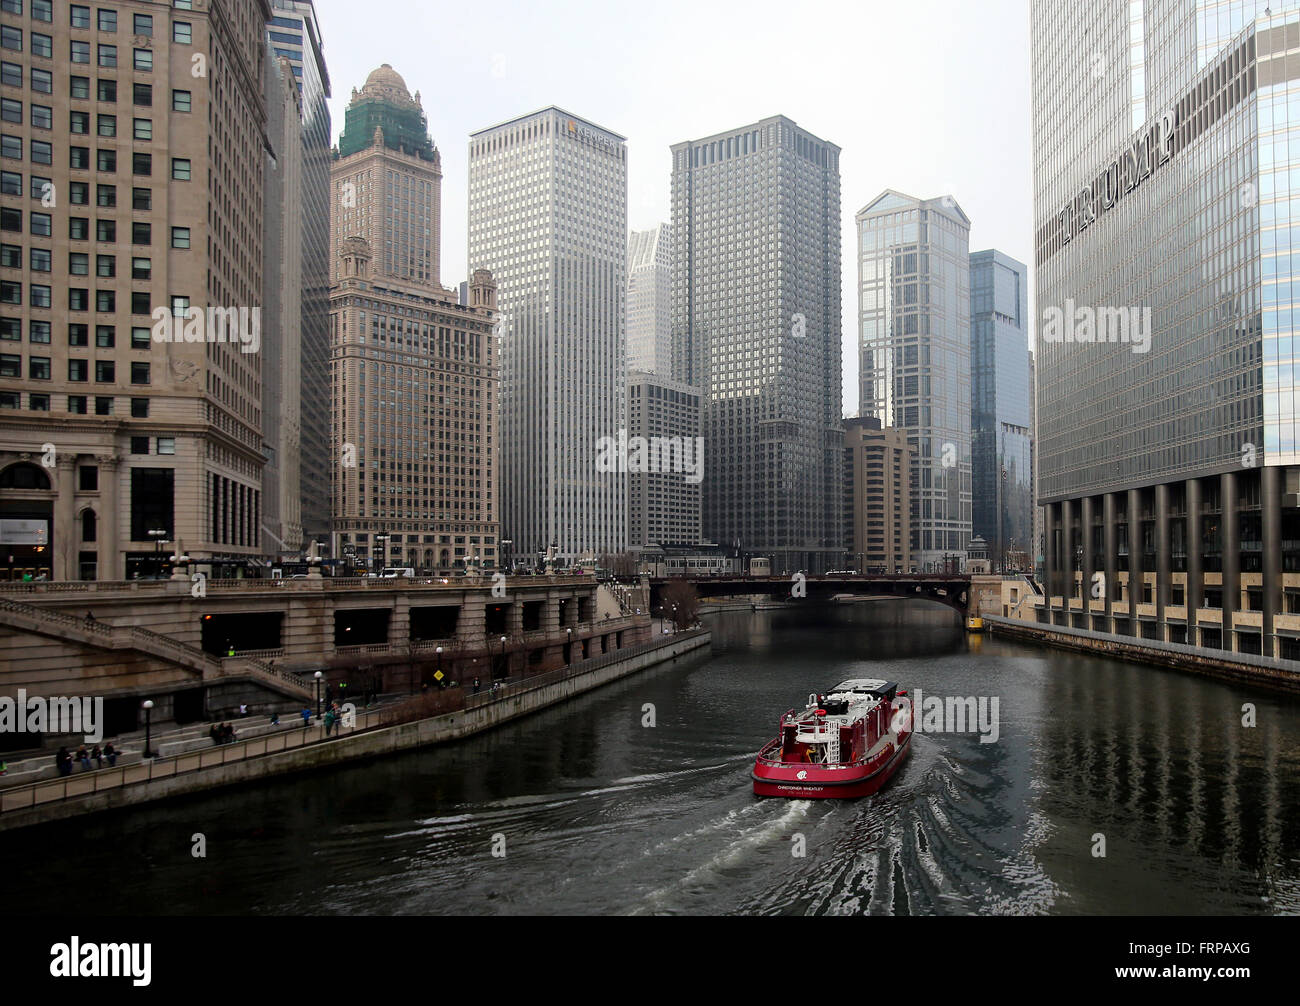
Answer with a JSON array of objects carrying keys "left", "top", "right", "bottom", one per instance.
[
  {"left": 55, "top": 455, "right": 77, "bottom": 581},
  {"left": 97, "top": 454, "right": 121, "bottom": 581},
  {"left": 1262, "top": 465, "right": 1282, "bottom": 659},
  {"left": 1221, "top": 470, "right": 1240, "bottom": 653},
  {"left": 1081, "top": 496, "right": 1096, "bottom": 622},
  {"left": 1103, "top": 493, "right": 1117, "bottom": 623},
  {"left": 1155, "top": 482, "right": 1171, "bottom": 636},
  {"left": 1127, "top": 487, "right": 1144, "bottom": 615},
  {"left": 1186, "top": 477, "right": 1203, "bottom": 636},
  {"left": 1061, "top": 498, "right": 1075, "bottom": 610},
  {"left": 390, "top": 595, "right": 410, "bottom": 649},
  {"left": 1043, "top": 502, "right": 1057, "bottom": 603}
]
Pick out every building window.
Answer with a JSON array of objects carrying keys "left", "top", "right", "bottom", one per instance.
[
  {"left": 132, "top": 186, "right": 150, "bottom": 210},
  {"left": 94, "top": 395, "right": 111, "bottom": 415},
  {"left": 29, "top": 246, "right": 50, "bottom": 271},
  {"left": 0, "top": 243, "right": 16, "bottom": 267},
  {"left": 130, "top": 360, "right": 148, "bottom": 384},
  {"left": 70, "top": 109, "right": 88, "bottom": 132},
  {"left": 68, "top": 252, "right": 88, "bottom": 275},
  {"left": 94, "top": 289, "right": 114, "bottom": 312},
  {"left": 29, "top": 355, "right": 49, "bottom": 379},
  {"left": 0, "top": 316, "right": 15, "bottom": 339},
  {"left": 172, "top": 22, "right": 192, "bottom": 44},
  {"left": 132, "top": 152, "right": 150, "bottom": 175},
  {"left": 0, "top": 27, "right": 21, "bottom": 53},
  {"left": 171, "top": 89, "right": 190, "bottom": 112},
  {"left": 71, "top": 75, "right": 89, "bottom": 98},
  {"left": 130, "top": 326, "right": 148, "bottom": 348},
  {"left": 0, "top": 353, "right": 20, "bottom": 377},
  {"left": 131, "top": 221, "right": 149, "bottom": 244},
  {"left": 30, "top": 34, "right": 51, "bottom": 59},
  {"left": 94, "top": 324, "right": 113, "bottom": 347},
  {"left": 97, "top": 44, "right": 116, "bottom": 68},
  {"left": 69, "top": 287, "right": 88, "bottom": 310},
  {"left": 130, "top": 292, "right": 148, "bottom": 314},
  {"left": 29, "top": 283, "right": 49, "bottom": 307},
  {"left": 97, "top": 9, "right": 116, "bottom": 32},
  {"left": 95, "top": 218, "right": 113, "bottom": 241},
  {"left": 68, "top": 323, "right": 87, "bottom": 346},
  {"left": 129, "top": 397, "right": 147, "bottom": 418},
  {"left": 69, "top": 181, "right": 88, "bottom": 203},
  {"left": 30, "top": 210, "right": 50, "bottom": 235},
  {"left": 30, "top": 68, "right": 51, "bottom": 93},
  {"left": 156, "top": 437, "right": 174, "bottom": 455},
  {"left": 0, "top": 390, "right": 18, "bottom": 408},
  {"left": 95, "top": 255, "right": 113, "bottom": 278},
  {"left": 132, "top": 116, "right": 148, "bottom": 140},
  {"left": 30, "top": 104, "right": 51, "bottom": 129},
  {"left": 71, "top": 39, "right": 90, "bottom": 63},
  {"left": 132, "top": 83, "right": 150, "bottom": 107},
  {"left": 132, "top": 48, "right": 151, "bottom": 71},
  {"left": 81, "top": 510, "right": 96, "bottom": 542},
  {"left": 0, "top": 171, "right": 18, "bottom": 195},
  {"left": 170, "top": 158, "right": 189, "bottom": 181},
  {"left": 0, "top": 279, "right": 20, "bottom": 304},
  {"left": 0, "top": 98, "right": 18, "bottom": 124},
  {"left": 33, "top": 1, "right": 53, "bottom": 23},
  {"left": 69, "top": 216, "right": 88, "bottom": 239},
  {"left": 94, "top": 359, "right": 114, "bottom": 382},
  {"left": 29, "top": 392, "right": 49, "bottom": 410},
  {"left": 133, "top": 14, "right": 152, "bottom": 37},
  {"left": 170, "top": 226, "right": 189, "bottom": 248},
  {"left": 0, "top": 133, "right": 18, "bottom": 159},
  {"left": 30, "top": 138, "right": 51, "bottom": 163},
  {"left": 96, "top": 113, "right": 115, "bottom": 136},
  {"left": 96, "top": 182, "right": 114, "bottom": 206},
  {"left": 97, "top": 78, "right": 115, "bottom": 101},
  {"left": 29, "top": 319, "right": 49, "bottom": 343},
  {"left": 68, "top": 395, "right": 87, "bottom": 414},
  {"left": 131, "top": 256, "right": 149, "bottom": 279},
  {"left": 96, "top": 147, "right": 115, "bottom": 170}
]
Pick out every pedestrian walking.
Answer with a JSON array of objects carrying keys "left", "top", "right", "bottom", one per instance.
[
  {"left": 300, "top": 706, "right": 312, "bottom": 726},
  {"left": 323, "top": 708, "right": 335, "bottom": 737},
  {"left": 473, "top": 677, "right": 481, "bottom": 694},
  {"left": 270, "top": 711, "right": 280, "bottom": 726}
]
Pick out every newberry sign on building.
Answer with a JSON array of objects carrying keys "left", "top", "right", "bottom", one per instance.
[{"left": 1057, "top": 108, "right": 1176, "bottom": 245}]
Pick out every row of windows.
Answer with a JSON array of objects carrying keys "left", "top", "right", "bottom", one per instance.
[
  {"left": 0, "top": 14, "right": 192, "bottom": 43},
  {"left": 0, "top": 353, "right": 149, "bottom": 382},
  {"left": 1, "top": 170, "right": 158, "bottom": 210},
  {"left": 0, "top": 390, "right": 152, "bottom": 417},
  {"left": 2, "top": 136, "right": 191, "bottom": 176},
  {"left": 1, "top": 282, "right": 191, "bottom": 313},
  {"left": 2, "top": 210, "right": 188, "bottom": 248},
  {"left": 1, "top": 317, "right": 151, "bottom": 346}
]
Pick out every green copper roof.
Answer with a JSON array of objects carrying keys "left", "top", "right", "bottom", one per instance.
[{"left": 337, "top": 98, "right": 435, "bottom": 161}]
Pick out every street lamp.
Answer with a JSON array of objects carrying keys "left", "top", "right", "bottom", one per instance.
[
  {"left": 314, "top": 670, "right": 323, "bottom": 719},
  {"left": 435, "top": 645, "right": 443, "bottom": 690},
  {"left": 141, "top": 699, "right": 155, "bottom": 758},
  {"left": 148, "top": 528, "right": 168, "bottom": 578},
  {"left": 501, "top": 539, "right": 513, "bottom": 573},
  {"left": 500, "top": 634, "right": 507, "bottom": 679}
]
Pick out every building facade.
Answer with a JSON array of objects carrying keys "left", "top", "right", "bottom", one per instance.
[
  {"left": 626, "top": 369, "right": 701, "bottom": 548},
  {"left": 627, "top": 223, "right": 670, "bottom": 374},
  {"left": 970, "top": 248, "right": 1032, "bottom": 572},
  {"left": 261, "top": 52, "right": 303, "bottom": 560},
  {"left": 468, "top": 107, "right": 628, "bottom": 566},
  {"left": 1032, "top": 0, "right": 1300, "bottom": 658},
  {"left": 671, "top": 115, "right": 843, "bottom": 574},
  {"left": 265, "top": 0, "right": 331, "bottom": 546},
  {"left": 857, "top": 190, "right": 972, "bottom": 572},
  {"left": 844, "top": 416, "right": 915, "bottom": 573},
  {"left": 329, "top": 66, "right": 499, "bottom": 573},
  {"left": 0, "top": 0, "right": 273, "bottom": 581}
]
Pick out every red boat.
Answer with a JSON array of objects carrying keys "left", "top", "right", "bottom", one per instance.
[{"left": 752, "top": 679, "right": 913, "bottom": 798}]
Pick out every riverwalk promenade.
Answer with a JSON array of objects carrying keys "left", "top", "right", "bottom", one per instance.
[{"left": 0, "top": 628, "right": 711, "bottom": 831}]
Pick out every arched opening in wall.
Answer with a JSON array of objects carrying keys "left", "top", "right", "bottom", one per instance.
[
  {"left": 0, "top": 461, "right": 55, "bottom": 581},
  {"left": 81, "top": 509, "right": 97, "bottom": 542},
  {"left": 439, "top": 548, "right": 451, "bottom": 569}
]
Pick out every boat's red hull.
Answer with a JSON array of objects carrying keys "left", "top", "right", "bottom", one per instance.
[{"left": 752, "top": 731, "right": 911, "bottom": 799}]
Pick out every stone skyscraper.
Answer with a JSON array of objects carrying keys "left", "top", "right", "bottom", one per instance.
[
  {"left": 468, "top": 108, "right": 628, "bottom": 566},
  {"left": 857, "top": 191, "right": 972, "bottom": 572},
  {"left": 671, "top": 115, "right": 842, "bottom": 574},
  {"left": 0, "top": 0, "right": 274, "bottom": 581},
  {"left": 330, "top": 66, "right": 499, "bottom": 573}
]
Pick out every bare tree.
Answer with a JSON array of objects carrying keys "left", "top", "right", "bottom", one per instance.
[{"left": 661, "top": 578, "right": 700, "bottom": 629}]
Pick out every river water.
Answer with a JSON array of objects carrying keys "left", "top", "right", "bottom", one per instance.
[{"left": 8, "top": 601, "right": 1300, "bottom": 915}]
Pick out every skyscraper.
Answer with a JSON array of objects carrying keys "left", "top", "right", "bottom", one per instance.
[
  {"left": 330, "top": 67, "right": 499, "bottom": 573},
  {"left": 844, "top": 416, "right": 915, "bottom": 574},
  {"left": 262, "top": 53, "right": 304, "bottom": 560},
  {"left": 627, "top": 369, "right": 701, "bottom": 548},
  {"left": 0, "top": 0, "right": 273, "bottom": 581},
  {"left": 468, "top": 108, "right": 628, "bottom": 566},
  {"left": 671, "top": 116, "right": 843, "bottom": 574},
  {"left": 627, "top": 223, "right": 671, "bottom": 374},
  {"left": 266, "top": 0, "right": 331, "bottom": 547},
  {"left": 1032, "top": 0, "right": 1300, "bottom": 658},
  {"left": 970, "top": 249, "right": 1032, "bottom": 571},
  {"left": 857, "top": 191, "right": 972, "bottom": 572}
]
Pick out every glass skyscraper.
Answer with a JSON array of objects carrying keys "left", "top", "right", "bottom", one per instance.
[
  {"left": 671, "top": 116, "right": 843, "bottom": 574},
  {"left": 857, "top": 191, "right": 972, "bottom": 572},
  {"left": 970, "top": 249, "right": 1032, "bottom": 571},
  {"left": 1033, "top": 0, "right": 1300, "bottom": 658}
]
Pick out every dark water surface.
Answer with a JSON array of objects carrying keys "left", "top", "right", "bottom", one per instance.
[{"left": 6, "top": 601, "right": 1300, "bottom": 915}]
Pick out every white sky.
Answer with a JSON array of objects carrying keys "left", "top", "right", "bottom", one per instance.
[{"left": 314, "top": 0, "right": 1034, "bottom": 416}]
